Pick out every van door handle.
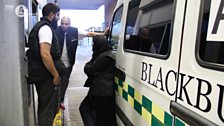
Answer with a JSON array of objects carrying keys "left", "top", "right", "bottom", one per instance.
[{"left": 170, "top": 101, "right": 217, "bottom": 126}]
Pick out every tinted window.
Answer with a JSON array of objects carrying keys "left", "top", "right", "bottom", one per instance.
[
  {"left": 198, "top": 0, "right": 224, "bottom": 70},
  {"left": 124, "top": 0, "right": 173, "bottom": 56}
]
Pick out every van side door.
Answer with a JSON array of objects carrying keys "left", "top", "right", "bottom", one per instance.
[{"left": 171, "top": 0, "right": 223, "bottom": 125}]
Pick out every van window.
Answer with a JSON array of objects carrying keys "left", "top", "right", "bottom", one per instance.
[
  {"left": 124, "top": 0, "right": 173, "bottom": 56},
  {"left": 109, "top": 6, "right": 124, "bottom": 50},
  {"left": 198, "top": 0, "right": 224, "bottom": 70}
]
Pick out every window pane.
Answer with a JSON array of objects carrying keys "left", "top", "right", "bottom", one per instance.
[
  {"left": 109, "top": 6, "right": 123, "bottom": 50},
  {"left": 199, "top": 0, "right": 224, "bottom": 65},
  {"left": 124, "top": 0, "right": 173, "bottom": 56}
]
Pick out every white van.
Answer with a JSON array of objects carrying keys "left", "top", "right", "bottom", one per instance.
[{"left": 107, "top": 0, "right": 224, "bottom": 125}]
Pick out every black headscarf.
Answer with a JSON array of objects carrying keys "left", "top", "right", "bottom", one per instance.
[{"left": 91, "top": 35, "right": 112, "bottom": 61}]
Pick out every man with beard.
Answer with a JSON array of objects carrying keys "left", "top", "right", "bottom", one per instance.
[{"left": 26, "top": 3, "right": 65, "bottom": 126}]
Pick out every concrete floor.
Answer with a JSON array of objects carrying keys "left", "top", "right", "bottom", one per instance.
[{"left": 63, "top": 44, "right": 92, "bottom": 126}]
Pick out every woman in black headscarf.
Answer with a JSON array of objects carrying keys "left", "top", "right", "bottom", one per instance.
[{"left": 79, "top": 36, "right": 117, "bottom": 126}]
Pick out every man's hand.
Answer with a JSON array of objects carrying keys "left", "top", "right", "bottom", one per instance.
[
  {"left": 53, "top": 74, "right": 60, "bottom": 86},
  {"left": 87, "top": 32, "right": 96, "bottom": 37}
]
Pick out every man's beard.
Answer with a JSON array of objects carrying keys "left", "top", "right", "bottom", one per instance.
[{"left": 52, "top": 18, "right": 58, "bottom": 30}]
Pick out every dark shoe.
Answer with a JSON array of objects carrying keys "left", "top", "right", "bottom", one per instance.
[{"left": 59, "top": 103, "right": 65, "bottom": 110}]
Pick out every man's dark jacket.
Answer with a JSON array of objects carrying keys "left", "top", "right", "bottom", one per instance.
[{"left": 57, "top": 26, "right": 78, "bottom": 66}]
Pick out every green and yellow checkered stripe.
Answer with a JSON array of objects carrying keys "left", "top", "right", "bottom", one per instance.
[{"left": 115, "top": 76, "right": 188, "bottom": 126}]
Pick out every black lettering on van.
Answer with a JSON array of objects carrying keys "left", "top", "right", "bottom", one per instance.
[
  {"left": 194, "top": 78, "right": 211, "bottom": 112},
  {"left": 140, "top": 62, "right": 156, "bottom": 87},
  {"left": 212, "top": 0, "right": 224, "bottom": 34},
  {"left": 165, "top": 70, "right": 177, "bottom": 96},
  {"left": 155, "top": 67, "right": 164, "bottom": 91},
  {"left": 148, "top": 64, "right": 155, "bottom": 86},
  {"left": 141, "top": 62, "right": 148, "bottom": 81},
  {"left": 217, "top": 84, "right": 224, "bottom": 123},
  {"left": 177, "top": 73, "right": 194, "bottom": 106},
  {"left": 147, "top": 64, "right": 156, "bottom": 87}
]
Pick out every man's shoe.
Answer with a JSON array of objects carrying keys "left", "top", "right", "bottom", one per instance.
[{"left": 59, "top": 103, "right": 65, "bottom": 110}]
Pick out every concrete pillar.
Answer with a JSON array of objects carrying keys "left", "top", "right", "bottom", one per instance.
[{"left": 0, "top": 0, "right": 29, "bottom": 125}]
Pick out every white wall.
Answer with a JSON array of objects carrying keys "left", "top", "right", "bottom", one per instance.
[{"left": 60, "top": 5, "right": 105, "bottom": 31}]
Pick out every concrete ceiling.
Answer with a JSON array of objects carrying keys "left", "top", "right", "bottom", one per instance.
[{"left": 47, "top": 0, "right": 106, "bottom": 10}]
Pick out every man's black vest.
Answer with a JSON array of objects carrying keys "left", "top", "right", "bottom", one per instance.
[{"left": 27, "top": 18, "right": 65, "bottom": 83}]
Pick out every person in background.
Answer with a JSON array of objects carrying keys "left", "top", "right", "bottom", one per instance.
[
  {"left": 56, "top": 16, "right": 78, "bottom": 109},
  {"left": 138, "top": 27, "right": 156, "bottom": 53},
  {"left": 79, "top": 35, "right": 117, "bottom": 126},
  {"left": 26, "top": 3, "right": 65, "bottom": 126},
  {"left": 57, "top": 16, "right": 108, "bottom": 109}
]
